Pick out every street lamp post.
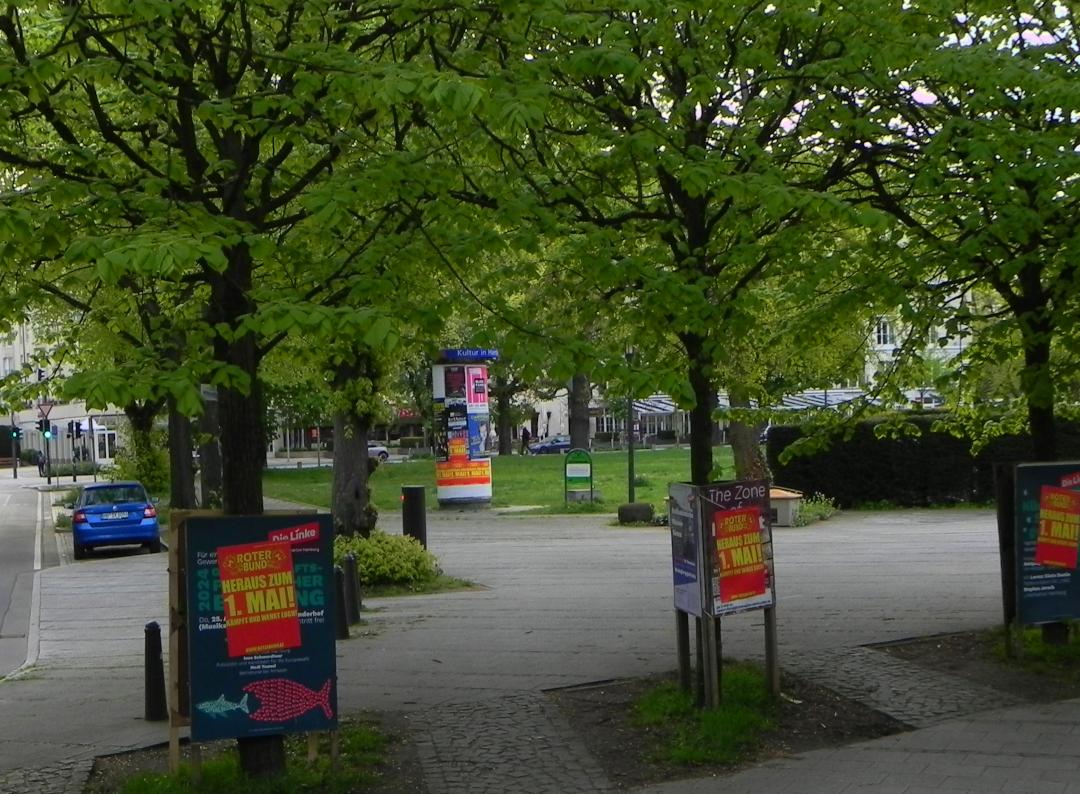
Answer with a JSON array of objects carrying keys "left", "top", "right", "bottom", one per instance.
[
  {"left": 626, "top": 348, "right": 635, "bottom": 504},
  {"left": 627, "top": 394, "right": 635, "bottom": 503}
]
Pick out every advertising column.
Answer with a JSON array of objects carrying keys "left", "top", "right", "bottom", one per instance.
[{"left": 433, "top": 348, "right": 498, "bottom": 506}]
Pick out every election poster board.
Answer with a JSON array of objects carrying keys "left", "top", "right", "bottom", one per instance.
[
  {"left": 668, "top": 483, "right": 704, "bottom": 617},
  {"left": 184, "top": 514, "right": 337, "bottom": 742},
  {"left": 432, "top": 348, "right": 497, "bottom": 505},
  {"left": 698, "top": 480, "right": 775, "bottom": 617},
  {"left": 667, "top": 480, "right": 775, "bottom": 618},
  {"left": 1014, "top": 463, "right": 1080, "bottom": 626}
]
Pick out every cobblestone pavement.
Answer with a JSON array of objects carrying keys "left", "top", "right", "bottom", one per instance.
[
  {"left": 410, "top": 692, "right": 613, "bottom": 793},
  {"left": 787, "top": 646, "right": 1025, "bottom": 728},
  {"left": 0, "top": 759, "right": 90, "bottom": 794}
]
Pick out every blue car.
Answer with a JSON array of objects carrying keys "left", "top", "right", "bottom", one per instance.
[
  {"left": 529, "top": 434, "right": 572, "bottom": 454},
  {"left": 72, "top": 481, "right": 161, "bottom": 560}
]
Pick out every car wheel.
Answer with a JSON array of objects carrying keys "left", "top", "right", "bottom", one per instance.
[
  {"left": 73, "top": 543, "right": 86, "bottom": 560},
  {"left": 378, "top": 452, "right": 389, "bottom": 461},
  {"left": 147, "top": 538, "right": 162, "bottom": 554}
]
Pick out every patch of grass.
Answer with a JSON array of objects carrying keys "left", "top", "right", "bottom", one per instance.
[
  {"left": 633, "top": 663, "right": 775, "bottom": 766},
  {"left": 264, "top": 446, "right": 735, "bottom": 514},
  {"left": 103, "top": 719, "right": 387, "bottom": 794},
  {"left": 524, "top": 500, "right": 613, "bottom": 515},
  {"left": 363, "top": 574, "right": 477, "bottom": 598},
  {"left": 996, "top": 625, "right": 1080, "bottom": 682}
]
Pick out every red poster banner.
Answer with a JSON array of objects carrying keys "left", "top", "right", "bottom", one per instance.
[
  {"left": 217, "top": 540, "right": 302, "bottom": 658},
  {"left": 714, "top": 507, "right": 767, "bottom": 603},
  {"left": 1035, "top": 486, "right": 1080, "bottom": 569}
]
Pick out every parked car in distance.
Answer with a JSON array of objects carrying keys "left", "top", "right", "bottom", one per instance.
[
  {"left": 71, "top": 481, "right": 160, "bottom": 560},
  {"left": 368, "top": 442, "right": 390, "bottom": 461},
  {"left": 528, "top": 434, "right": 572, "bottom": 455}
]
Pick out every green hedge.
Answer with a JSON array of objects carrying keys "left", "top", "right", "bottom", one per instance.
[{"left": 767, "top": 414, "right": 1080, "bottom": 508}]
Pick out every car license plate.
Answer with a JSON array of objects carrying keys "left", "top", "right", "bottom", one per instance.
[{"left": 102, "top": 511, "right": 128, "bottom": 520}]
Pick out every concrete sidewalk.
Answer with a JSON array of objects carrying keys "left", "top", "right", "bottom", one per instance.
[{"left": 3, "top": 504, "right": 1079, "bottom": 792}]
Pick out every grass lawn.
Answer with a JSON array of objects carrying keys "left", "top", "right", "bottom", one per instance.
[{"left": 263, "top": 446, "right": 736, "bottom": 513}]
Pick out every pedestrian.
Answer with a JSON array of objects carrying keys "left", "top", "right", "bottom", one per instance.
[
  {"left": 520, "top": 426, "right": 531, "bottom": 455},
  {"left": 35, "top": 448, "right": 45, "bottom": 476}
]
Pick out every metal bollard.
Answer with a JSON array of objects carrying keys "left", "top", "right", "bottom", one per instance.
[
  {"left": 334, "top": 566, "right": 349, "bottom": 640},
  {"left": 342, "top": 553, "right": 360, "bottom": 625},
  {"left": 144, "top": 621, "right": 168, "bottom": 721},
  {"left": 401, "top": 485, "right": 427, "bottom": 548}
]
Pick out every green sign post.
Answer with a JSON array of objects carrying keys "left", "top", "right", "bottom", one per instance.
[{"left": 564, "top": 448, "right": 594, "bottom": 503}]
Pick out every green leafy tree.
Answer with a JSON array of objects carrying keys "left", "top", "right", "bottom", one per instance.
[
  {"left": 451, "top": 3, "right": 881, "bottom": 483},
  {"left": 0, "top": 0, "right": 496, "bottom": 776},
  {"left": 845, "top": 2, "right": 1080, "bottom": 457}
]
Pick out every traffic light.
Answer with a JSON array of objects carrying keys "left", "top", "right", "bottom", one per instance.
[
  {"left": 10, "top": 427, "right": 20, "bottom": 442},
  {"left": 37, "top": 419, "right": 52, "bottom": 440},
  {"left": 66, "top": 420, "right": 73, "bottom": 439},
  {"left": 74, "top": 422, "right": 82, "bottom": 440}
]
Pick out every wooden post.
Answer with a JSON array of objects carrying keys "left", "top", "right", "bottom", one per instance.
[
  {"left": 694, "top": 617, "right": 705, "bottom": 707},
  {"left": 764, "top": 606, "right": 780, "bottom": 696},
  {"left": 675, "top": 611, "right": 691, "bottom": 692}
]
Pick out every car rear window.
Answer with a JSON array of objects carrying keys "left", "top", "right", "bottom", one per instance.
[{"left": 84, "top": 486, "right": 146, "bottom": 505}]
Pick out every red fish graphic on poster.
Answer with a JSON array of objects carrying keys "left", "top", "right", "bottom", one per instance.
[
  {"left": 243, "top": 678, "right": 334, "bottom": 722},
  {"left": 217, "top": 540, "right": 301, "bottom": 658}
]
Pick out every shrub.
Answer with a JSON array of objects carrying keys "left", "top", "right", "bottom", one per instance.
[
  {"left": 333, "top": 531, "right": 440, "bottom": 587},
  {"left": 793, "top": 492, "right": 837, "bottom": 526},
  {"left": 397, "top": 436, "right": 427, "bottom": 450},
  {"left": 110, "top": 429, "right": 169, "bottom": 496}
]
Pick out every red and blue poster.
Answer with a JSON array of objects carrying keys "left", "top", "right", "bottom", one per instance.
[
  {"left": 1035, "top": 485, "right": 1080, "bottom": 569},
  {"left": 714, "top": 506, "right": 768, "bottom": 604},
  {"left": 185, "top": 514, "right": 336, "bottom": 741}
]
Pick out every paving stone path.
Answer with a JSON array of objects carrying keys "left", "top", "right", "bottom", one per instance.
[
  {"left": 786, "top": 646, "right": 1025, "bottom": 728},
  {"left": 410, "top": 692, "right": 614, "bottom": 794},
  {"left": 0, "top": 759, "right": 91, "bottom": 794}
]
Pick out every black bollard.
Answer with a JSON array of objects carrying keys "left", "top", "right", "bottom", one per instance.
[
  {"left": 401, "top": 485, "right": 427, "bottom": 549},
  {"left": 342, "top": 553, "right": 360, "bottom": 625},
  {"left": 334, "top": 566, "right": 349, "bottom": 640},
  {"left": 144, "top": 621, "right": 168, "bottom": 721}
]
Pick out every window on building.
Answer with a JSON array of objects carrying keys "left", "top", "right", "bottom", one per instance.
[{"left": 875, "top": 318, "right": 895, "bottom": 347}]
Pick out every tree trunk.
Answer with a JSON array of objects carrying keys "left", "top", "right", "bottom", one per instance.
[
  {"left": 211, "top": 248, "right": 265, "bottom": 516},
  {"left": 331, "top": 409, "right": 377, "bottom": 538},
  {"left": 683, "top": 333, "right": 716, "bottom": 485},
  {"left": 167, "top": 398, "right": 197, "bottom": 509},
  {"left": 1020, "top": 319, "right": 1057, "bottom": 459},
  {"left": 211, "top": 249, "right": 275, "bottom": 774},
  {"left": 198, "top": 387, "right": 223, "bottom": 509},
  {"left": 569, "top": 373, "right": 591, "bottom": 450},
  {"left": 727, "top": 385, "right": 769, "bottom": 481}
]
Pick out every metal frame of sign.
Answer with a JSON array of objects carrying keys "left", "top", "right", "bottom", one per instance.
[
  {"left": 564, "top": 448, "right": 594, "bottom": 503},
  {"left": 667, "top": 480, "right": 779, "bottom": 708},
  {"left": 176, "top": 512, "right": 337, "bottom": 748},
  {"left": 1012, "top": 462, "right": 1080, "bottom": 627}
]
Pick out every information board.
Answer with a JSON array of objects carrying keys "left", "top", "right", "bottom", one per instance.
[
  {"left": 185, "top": 514, "right": 337, "bottom": 741},
  {"left": 668, "top": 480, "right": 775, "bottom": 618},
  {"left": 668, "top": 483, "right": 704, "bottom": 617},
  {"left": 1014, "top": 463, "right": 1080, "bottom": 625}
]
